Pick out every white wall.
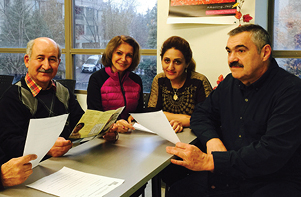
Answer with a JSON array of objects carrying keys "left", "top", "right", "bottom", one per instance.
[{"left": 157, "top": 0, "right": 256, "bottom": 86}]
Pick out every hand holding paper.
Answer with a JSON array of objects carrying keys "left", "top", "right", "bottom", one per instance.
[
  {"left": 23, "top": 114, "right": 69, "bottom": 168},
  {"left": 47, "top": 137, "right": 72, "bottom": 157},
  {"left": 130, "top": 110, "right": 180, "bottom": 144}
]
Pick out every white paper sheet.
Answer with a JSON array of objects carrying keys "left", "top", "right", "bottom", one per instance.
[
  {"left": 132, "top": 123, "right": 155, "bottom": 133},
  {"left": 130, "top": 110, "right": 180, "bottom": 144},
  {"left": 27, "top": 167, "right": 124, "bottom": 197},
  {"left": 23, "top": 114, "right": 69, "bottom": 168}
]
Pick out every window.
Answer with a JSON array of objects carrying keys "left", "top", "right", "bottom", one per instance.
[
  {"left": 270, "top": 0, "right": 301, "bottom": 77},
  {"left": 73, "top": 0, "right": 157, "bottom": 92},
  {"left": 0, "top": 0, "right": 157, "bottom": 93}
]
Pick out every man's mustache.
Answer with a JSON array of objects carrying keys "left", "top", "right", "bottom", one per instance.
[
  {"left": 229, "top": 62, "right": 244, "bottom": 68},
  {"left": 38, "top": 68, "right": 53, "bottom": 73}
]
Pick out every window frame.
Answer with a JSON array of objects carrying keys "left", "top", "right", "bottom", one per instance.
[
  {"left": 268, "top": 0, "right": 301, "bottom": 59},
  {"left": 0, "top": 0, "right": 157, "bottom": 94}
]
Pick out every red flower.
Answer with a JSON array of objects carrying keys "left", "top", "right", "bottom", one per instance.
[
  {"left": 235, "top": 11, "right": 242, "bottom": 19},
  {"left": 213, "top": 74, "right": 224, "bottom": 90},
  {"left": 216, "top": 74, "right": 224, "bottom": 85},
  {"left": 243, "top": 14, "right": 253, "bottom": 22}
]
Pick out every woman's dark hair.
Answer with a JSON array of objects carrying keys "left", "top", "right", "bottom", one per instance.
[
  {"left": 160, "top": 36, "right": 196, "bottom": 71},
  {"left": 102, "top": 35, "right": 140, "bottom": 71}
]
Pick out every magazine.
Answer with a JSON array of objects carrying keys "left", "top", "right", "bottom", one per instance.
[{"left": 69, "top": 106, "right": 124, "bottom": 143}]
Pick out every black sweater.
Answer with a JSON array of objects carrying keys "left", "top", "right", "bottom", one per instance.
[{"left": 0, "top": 78, "right": 84, "bottom": 161}]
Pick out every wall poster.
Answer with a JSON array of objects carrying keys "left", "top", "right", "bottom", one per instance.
[{"left": 167, "top": 0, "right": 238, "bottom": 24}]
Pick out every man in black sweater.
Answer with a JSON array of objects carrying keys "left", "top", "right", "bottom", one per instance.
[
  {"left": 166, "top": 24, "right": 301, "bottom": 196},
  {"left": 0, "top": 37, "right": 118, "bottom": 189},
  {"left": 0, "top": 37, "right": 84, "bottom": 160}
]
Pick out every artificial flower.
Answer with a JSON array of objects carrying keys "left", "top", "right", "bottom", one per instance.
[
  {"left": 235, "top": 0, "right": 253, "bottom": 25},
  {"left": 235, "top": 11, "right": 242, "bottom": 19},
  {"left": 243, "top": 14, "right": 253, "bottom": 22},
  {"left": 213, "top": 74, "right": 224, "bottom": 90}
]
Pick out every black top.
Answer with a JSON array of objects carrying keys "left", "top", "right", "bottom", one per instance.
[
  {"left": 191, "top": 59, "right": 301, "bottom": 182},
  {"left": 147, "top": 70, "right": 212, "bottom": 115},
  {"left": 0, "top": 147, "right": 6, "bottom": 190},
  {"left": 0, "top": 78, "right": 84, "bottom": 161}
]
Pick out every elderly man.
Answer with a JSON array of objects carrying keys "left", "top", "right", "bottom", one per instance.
[
  {"left": 166, "top": 24, "right": 301, "bottom": 196},
  {"left": 0, "top": 37, "right": 117, "bottom": 189},
  {"left": 0, "top": 37, "right": 84, "bottom": 159}
]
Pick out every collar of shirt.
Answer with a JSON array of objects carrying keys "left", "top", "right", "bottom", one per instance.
[
  {"left": 25, "top": 73, "right": 56, "bottom": 97},
  {"left": 237, "top": 58, "right": 278, "bottom": 91}
]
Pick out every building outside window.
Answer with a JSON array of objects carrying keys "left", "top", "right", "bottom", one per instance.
[
  {"left": 0, "top": 0, "right": 157, "bottom": 92},
  {"left": 271, "top": 0, "right": 301, "bottom": 78}
]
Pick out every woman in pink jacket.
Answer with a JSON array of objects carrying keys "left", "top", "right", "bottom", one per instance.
[{"left": 87, "top": 35, "right": 143, "bottom": 133}]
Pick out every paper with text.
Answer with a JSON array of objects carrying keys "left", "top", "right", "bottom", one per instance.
[
  {"left": 27, "top": 167, "right": 124, "bottom": 197},
  {"left": 130, "top": 110, "right": 180, "bottom": 144},
  {"left": 23, "top": 114, "right": 69, "bottom": 168},
  {"left": 69, "top": 107, "right": 124, "bottom": 143}
]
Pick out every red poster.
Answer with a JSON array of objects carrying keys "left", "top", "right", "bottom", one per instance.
[
  {"left": 169, "top": 0, "right": 237, "bottom": 17},
  {"left": 171, "top": 0, "right": 236, "bottom": 6}
]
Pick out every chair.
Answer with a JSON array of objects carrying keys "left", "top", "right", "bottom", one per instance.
[
  {"left": 0, "top": 75, "right": 14, "bottom": 98},
  {"left": 143, "top": 93, "right": 150, "bottom": 109},
  {"left": 56, "top": 79, "right": 76, "bottom": 93}
]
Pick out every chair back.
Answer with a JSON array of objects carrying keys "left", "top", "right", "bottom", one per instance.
[
  {"left": 56, "top": 79, "right": 76, "bottom": 93},
  {"left": 143, "top": 93, "right": 150, "bottom": 109},
  {"left": 0, "top": 75, "right": 14, "bottom": 98}
]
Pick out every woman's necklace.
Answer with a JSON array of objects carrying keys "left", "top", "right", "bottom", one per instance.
[
  {"left": 173, "top": 88, "right": 178, "bottom": 101},
  {"left": 171, "top": 78, "right": 186, "bottom": 101},
  {"left": 170, "top": 73, "right": 187, "bottom": 101}
]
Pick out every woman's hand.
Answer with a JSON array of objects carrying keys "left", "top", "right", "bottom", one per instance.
[
  {"left": 116, "top": 119, "right": 135, "bottom": 133},
  {"left": 170, "top": 120, "right": 183, "bottom": 133},
  {"left": 103, "top": 123, "right": 119, "bottom": 142},
  {"left": 127, "top": 115, "right": 134, "bottom": 124}
]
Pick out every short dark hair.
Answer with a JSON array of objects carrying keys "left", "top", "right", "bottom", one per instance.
[
  {"left": 102, "top": 35, "right": 140, "bottom": 71},
  {"left": 160, "top": 36, "right": 196, "bottom": 71},
  {"left": 228, "top": 24, "right": 271, "bottom": 54}
]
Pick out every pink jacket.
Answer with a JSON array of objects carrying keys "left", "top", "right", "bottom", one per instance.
[{"left": 87, "top": 67, "right": 143, "bottom": 119}]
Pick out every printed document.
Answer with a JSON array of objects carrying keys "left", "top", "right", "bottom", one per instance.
[
  {"left": 27, "top": 167, "right": 124, "bottom": 197},
  {"left": 130, "top": 110, "right": 180, "bottom": 144},
  {"left": 23, "top": 114, "right": 69, "bottom": 168},
  {"left": 69, "top": 107, "right": 124, "bottom": 144}
]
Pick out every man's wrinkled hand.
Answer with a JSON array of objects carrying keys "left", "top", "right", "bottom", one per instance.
[
  {"left": 47, "top": 137, "right": 72, "bottom": 157},
  {"left": 206, "top": 138, "right": 227, "bottom": 154},
  {"left": 1, "top": 154, "right": 37, "bottom": 187},
  {"left": 166, "top": 142, "right": 214, "bottom": 172}
]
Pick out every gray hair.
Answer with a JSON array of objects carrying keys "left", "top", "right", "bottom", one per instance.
[
  {"left": 228, "top": 24, "right": 271, "bottom": 55},
  {"left": 26, "top": 38, "right": 62, "bottom": 59}
]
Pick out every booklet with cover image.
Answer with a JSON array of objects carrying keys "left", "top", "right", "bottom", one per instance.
[{"left": 69, "top": 106, "right": 124, "bottom": 143}]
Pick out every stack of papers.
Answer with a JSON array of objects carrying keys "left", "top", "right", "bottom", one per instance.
[{"left": 27, "top": 167, "right": 124, "bottom": 197}]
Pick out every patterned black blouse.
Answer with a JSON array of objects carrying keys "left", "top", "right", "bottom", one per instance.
[{"left": 147, "top": 70, "right": 212, "bottom": 115}]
